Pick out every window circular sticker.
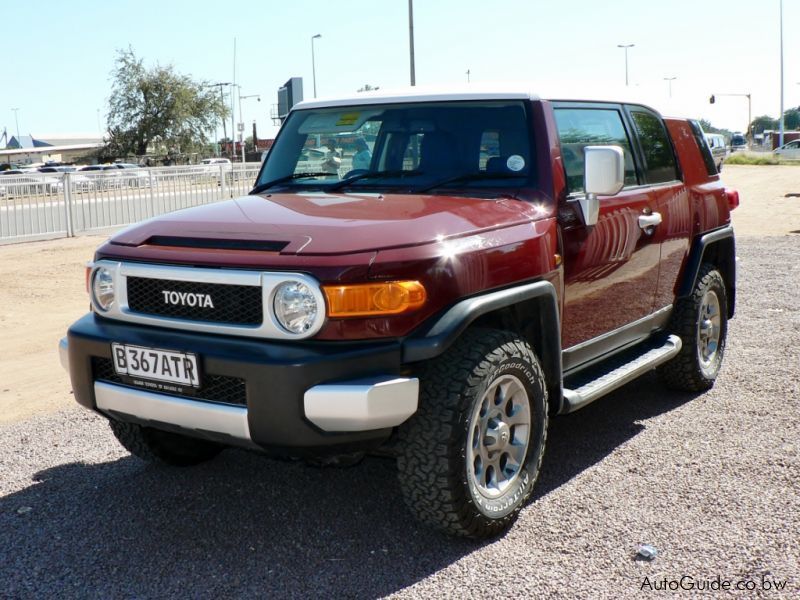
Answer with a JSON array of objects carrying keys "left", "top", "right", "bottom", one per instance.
[{"left": 506, "top": 155, "right": 525, "bottom": 172}]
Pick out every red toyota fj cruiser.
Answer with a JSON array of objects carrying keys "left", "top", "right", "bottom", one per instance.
[{"left": 60, "top": 87, "right": 738, "bottom": 538}]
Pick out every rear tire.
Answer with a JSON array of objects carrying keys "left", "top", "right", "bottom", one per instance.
[
  {"left": 397, "top": 328, "right": 548, "bottom": 539},
  {"left": 109, "top": 421, "right": 223, "bottom": 466},
  {"left": 659, "top": 264, "right": 728, "bottom": 391}
]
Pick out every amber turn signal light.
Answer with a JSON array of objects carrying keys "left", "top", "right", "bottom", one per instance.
[
  {"left": 85, "top": 266, "right": 92, "bottom": 294},
  {"left": 323, "top": 281, "right": 426, "bottom": 318}
]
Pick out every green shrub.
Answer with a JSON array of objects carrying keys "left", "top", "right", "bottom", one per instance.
[{"left": 724, "top": 153, "right": 798, "bottom": 166}]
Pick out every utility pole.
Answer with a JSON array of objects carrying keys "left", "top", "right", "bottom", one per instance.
[
  {"left": 466, "top": 69, "right": 470, "bottom": 83},
  {"left": 408, "top": 0, "right": 416, "bottom": 86}
]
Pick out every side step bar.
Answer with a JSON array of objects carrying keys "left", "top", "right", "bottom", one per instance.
[{"left": 562, "top": 335, "right": 682, "bottom": 413}]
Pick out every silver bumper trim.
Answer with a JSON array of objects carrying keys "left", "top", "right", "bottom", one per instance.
[
  {"left": 304, "top": 377, "right": 419, "bottom": 432},
  {"left": 59, "top": 337, "right": 69, "bottom": 371},
  {"left": 94, "top": 381, "right": 251, "bottom": 442},
  {"left": 88, "top": 260, "right": 326, "bottom": 340}
]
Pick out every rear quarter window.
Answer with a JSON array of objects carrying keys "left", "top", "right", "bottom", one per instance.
[
  {"left": 688, "top": 120, "right": 719, "bottom": 177},
  {"left": 629, "top": 109, "right": 679, "bottom": 184}
]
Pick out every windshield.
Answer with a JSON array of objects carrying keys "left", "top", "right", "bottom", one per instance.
[
  {"left": 731, "top": 135, "right": 746, "bottom": 146},
  {"left": 255, "top": 100, "right": 534, "bottom": 192}
]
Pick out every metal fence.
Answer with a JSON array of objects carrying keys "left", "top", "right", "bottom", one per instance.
[{"left": 0, "top": 163, "right": 261, "bottom": 244}]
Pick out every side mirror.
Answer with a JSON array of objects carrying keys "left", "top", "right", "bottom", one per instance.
[{"left": 576, "top": 145, "right": 625, "bottom": 226}]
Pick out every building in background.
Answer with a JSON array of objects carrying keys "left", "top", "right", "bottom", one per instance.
[{"left": 1, "top": 135, "right": 105, "bottom": 166}]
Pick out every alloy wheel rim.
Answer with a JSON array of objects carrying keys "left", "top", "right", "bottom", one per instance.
[
  {"left": 698, "top": 290, "right": 722, "bottom": 373},
  {"left": 466, "top": 374, "right": 531, "bottom": 499}
]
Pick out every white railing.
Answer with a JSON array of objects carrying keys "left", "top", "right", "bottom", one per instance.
[{"left": 0, "top": 163, "right": 261, "bottom": 244}]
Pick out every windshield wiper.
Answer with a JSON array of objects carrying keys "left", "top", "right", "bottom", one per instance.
[
  {"left": 413, "top": 172, "right": 527, "bottom": 193},
  {"left": 250, "top": 171, "right": 334, "bottom": 195},
  {"left": 325, "top": 169, "right": 424, "bottom": 192}
]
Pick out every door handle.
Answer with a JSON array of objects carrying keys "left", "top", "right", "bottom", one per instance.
[{"left": 638, "top": 212, "right": 662, "bottom": 230}]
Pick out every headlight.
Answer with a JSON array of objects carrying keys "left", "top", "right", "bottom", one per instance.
[
  {"left": 92, "top": 267, "right": 115, "bottom": 311},
  {"left": 273, "top": 281, "right": 318, "bottom": 334}
]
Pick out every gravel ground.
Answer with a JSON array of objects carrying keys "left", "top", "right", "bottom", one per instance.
[{"left": 1, "top": 234, "right": 798, "bottom": 599}]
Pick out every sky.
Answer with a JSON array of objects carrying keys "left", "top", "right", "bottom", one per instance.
[{"left": 2, "top": 0, "right": 798, "bottom": 143}]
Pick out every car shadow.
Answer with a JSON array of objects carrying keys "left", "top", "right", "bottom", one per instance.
[
  {"left": 535, "top": 371, "right": 699, "bottom": 498},
  {"left": 0, "top": 372, "right": 699, "bottom": 598}
]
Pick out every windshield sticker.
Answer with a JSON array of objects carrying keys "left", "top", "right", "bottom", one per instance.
[
  {"left": 336, "top": 113, "right": 360, "bottom": 127},
  {"left": 507, "top": 155, "right": 525, "bottom": 172},
  {"left": 298, "top": 110, "right": 382, "bottom": 134}
]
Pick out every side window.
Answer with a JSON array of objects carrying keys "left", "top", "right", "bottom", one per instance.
[
  {"left": 630, "top": 110, "right": 679, "bottom": 183},
  {"left": 554, "top": 108, "right": 638, "bottom": 193}
]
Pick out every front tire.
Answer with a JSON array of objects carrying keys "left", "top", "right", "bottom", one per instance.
[
  {"left": 109, "top": 421, "right": 224, "bottom": 466},
  {"left": 397, "top": 329, "right": 548, "bottom": 539},
  {"left": 659, "top": 264, "right": 728, "bottom": 391}
]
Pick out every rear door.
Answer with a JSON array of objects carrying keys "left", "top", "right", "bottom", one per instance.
[
  {"left": 554, "top": 103, "right": 662, "bottom": 350},
  {"left": 625, "top": 106, "right": 690, "bottom": 313}
]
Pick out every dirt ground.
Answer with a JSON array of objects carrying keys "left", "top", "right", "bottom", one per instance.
[{"left": 1, "top": 165, "right": 798, "bottom": 424}]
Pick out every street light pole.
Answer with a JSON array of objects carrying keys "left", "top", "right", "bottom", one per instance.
[
  {"left": 239, "top": 93, "right": 261, "bottom": 163},
  {"left": 779, "top": 0, "right": 785, "bottom": 146},
  {"left": 617, "top": 44, "right": 634, "bottom": 86},
  {"left": 208, "top": 83, "right": 232, "bottom": 157},
  {"left": 408, "top": 0, "right": 416, "bottom": 86},
  {"left": 466, "top": 69, "right": 470, "bottom": 83},
  {"left": 311, "top": 34, "right": 322, "bottom": 98},
  {"left": 232, "top": 39, "right": 237, "bottom": 162},
  {"left": 664, "top": 76, "right": 677, "bottom": 98}
]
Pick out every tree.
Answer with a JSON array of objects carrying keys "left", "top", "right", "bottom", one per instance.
[
  {"left": 783, "top": 108, "right": 800, "bottom": 130},
  {"left": 106, "top": 48, "right": 227, "bottom": 156},
  {"left": 697, "top": 119, "right": 732, "bottom": 139},
  {"left": 749, "top": 115, "right": 778, "bottom": 135}
]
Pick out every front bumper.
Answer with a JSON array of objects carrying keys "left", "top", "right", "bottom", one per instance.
[{"left": 62, "top": 314, "right": 418, "bottom": 454}]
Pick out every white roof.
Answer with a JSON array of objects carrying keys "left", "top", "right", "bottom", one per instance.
[
  {"left": 294, "top": 83, "right": 540, "bottom": 110},
  {"left": 292, "top": 82, "right": 668, "bottom": 117}
]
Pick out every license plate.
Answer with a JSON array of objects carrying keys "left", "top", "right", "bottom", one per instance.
[{"left": 111, "top": 343, "right": 200, "bottom": 388}]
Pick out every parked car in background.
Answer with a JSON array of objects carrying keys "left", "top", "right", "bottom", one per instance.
[
  {"left": 0, "top": 171, "right": 61, "bottom": 197},
  {"left": 78, "top": 164, "right": 149, "bottom": 190},
  {"left": 729, "top": 133, "right": 748, "bottom": 152},
  {"left": 704, "top": 133, "right": 727, "bottom": 171},
  {"left": 112, "top": 163, "right": 151, "bottom": 188},
  {"left": 200, "top": 157, "right": 233, "bottom": 183},
  {"left": 773, "top": 140, "right": 800, "bottom": 160},
  {"left": 200, "top": 157, "right": 232, "bottom": 172},
  {"left": 38, "top": 165, "right": 95, "bottom": 193}
]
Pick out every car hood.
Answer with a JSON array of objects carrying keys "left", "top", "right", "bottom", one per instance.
[{"left": 109, "top": 191, "right": 544, "bottom": 255}]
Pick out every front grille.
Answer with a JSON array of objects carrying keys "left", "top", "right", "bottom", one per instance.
[
  {"left": 92, "top": 357, "right": 247, "bottom": 406},
  {"left": 126, "top": 276, "right": 262, "bottom": 325}
]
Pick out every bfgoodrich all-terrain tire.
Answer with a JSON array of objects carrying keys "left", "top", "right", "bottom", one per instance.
[
  {"left": 659, "top": 263, "right": 728, "bottom": 392},
  {"left": 397, "top": 328, "right": 548, "bottom": 539},
  {"left": 109, "top": 421, "right": 224, "bottom": 466}
]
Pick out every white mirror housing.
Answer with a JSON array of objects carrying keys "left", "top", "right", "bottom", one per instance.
[{"left": 584, "top": 145, "right": 625, "bottom": 197}]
